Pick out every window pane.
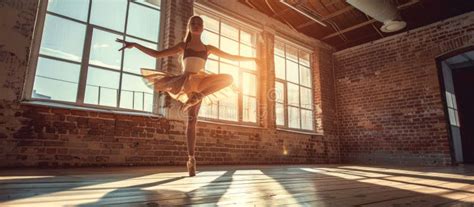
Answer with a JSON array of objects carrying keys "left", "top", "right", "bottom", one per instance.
[
  {"left": 201, "top": 15, "right": 219, "bottom": 33},
  {"left": 123, "top": 37, "right": 157, "bottom": 74},
  {"left": 276, "top": 103, "right": 284, "bottom": 126},
  {"left": 288, "top": 106, "right": 300, "bottom": 129},
  {"left": 202, "top": 30, "right": 219, "bottom": 47},
  {"left": 220, "top": 63, "right": 239, "bottom": 88},
  {"left": 448, "top": 108, "right": 456, "bottom": 126},
  {"left": 275, "top": 82, "right": 284, "bottom": 103},
  {"left": 451, "top": 94, "right": 457, "bottom": 109},
  {"left": 40, "top": 14, "right": 86, "bottom": 62},
  {"left": 84, "top": 67, "right": 120, "bottom": 107},
  {"left": 240, "top": 44, "right": 254, "bottom": 57},
  {"left": 127, "top": 3, "right": 160, "bottom": 42},
  {"left": 301, "top": 109, "right": 313, "bottom": 130},
  {"left": 446, "top": 91, "right": 453, "bottom": 108},
  {"left": 300, "top": 87, "right": 312, "bottom": 109},
  {"left": 219, "top": 93, "right": 238, "bottom": 121},
  {"left": 32, "top": 57, "right": 80, "bottom": 102},
  {"left": 243, "top": 96, "right": 256, "bottom": 122},
  {"left": 221, "top": 22, "right": 238, "bottom": 40},
  {"left": 240, "top": 30, "right": 254, "bottom": 46},
  {"left": 90, "top": 0, "right": 127, "bottom": 32},
  {"left": 120, "top": 73, "right": 154, "bottom": 111},
  {"left": 299, "top": 51, "right": 310, "bottom": 67},
  {"left": 286, "top": 45, "right": 298, "bottom": 62},
  {"left": 275, "top": 41, "right": 284, "bottom": 56},
  {"left": 287, "top": 83, "right": 299, "bottom": 106},
  {"left": 89, "top": 29, "right": 122, "bottom": 70},
  {"left": 220, "top": 37, "right": 238, "bottom": 55},
  {"left": 454, "top": 110, "right": 460, "bottom": 127},
  {"left": 134, "top": 0, "right": 161, "bottom": 9},
  {"left": 47, "top": 0, "right": 89, "bottom": 21},
  {"left": 286, "top": 60, "right": 299, "bottom": 83},
  {"left": 240, "top": 44, "right": 256, "bottom": 70},
  {"left": 200, "top": 101, "right": 218, "bottom": 119},
  {"left": 242, "top": 73, "right": 256, "bottom": 96},
  {"left": 300, "top": 66, "right": 311, "bottom": 87},
  {"left": 205, "top": 59, "right": 219, "bottom": 74},
  {"left": 274, "top": 55, "right": 285, "bottom": 80}
]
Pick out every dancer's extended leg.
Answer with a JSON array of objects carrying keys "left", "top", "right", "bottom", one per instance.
[{"left": 181, "top": 74, "right": 233, "bottom": 112}]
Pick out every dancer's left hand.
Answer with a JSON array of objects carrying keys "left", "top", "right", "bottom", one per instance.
[{"left": 116, "top": 38, "right": 136, "bottom": 51}]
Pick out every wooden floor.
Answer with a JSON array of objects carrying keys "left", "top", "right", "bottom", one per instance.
[{"left": 1, "top": 165, "right": 474, "bottom": 206}]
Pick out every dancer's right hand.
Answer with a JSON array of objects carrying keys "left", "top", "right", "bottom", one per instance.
[{"left": 116, "top": 38, "right": 136, "bottom": 51}]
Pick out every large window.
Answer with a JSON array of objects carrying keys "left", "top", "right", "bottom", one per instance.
[
  {"left": 196, "top": 12, "right": 258, "bottom": 123},
  {"left": 274, "top": 40, "right": 314, "bottom": 131},
  {"left": 30, "top": 0, "right": 161, "bottom": 112}
]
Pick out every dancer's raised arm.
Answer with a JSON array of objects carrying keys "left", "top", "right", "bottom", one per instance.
[
  {"left": 207, "top": 45, "right": 256, "bottom": 62},
  {"left": 116, "top": 38, "right": 184, "bottom": 59}
]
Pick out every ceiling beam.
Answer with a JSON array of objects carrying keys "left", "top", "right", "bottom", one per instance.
[
  {"left": 397, "top": 0, "right": 420, "bottom": 9},
  {"left": 244, "top": 0, "right": 256, "bottom": 9},
  {"left": 273, "top": 8, "right": 291, "bottom": 18},
  {"left": 266, "top": 0, "right": 299, "bottom": 32},
  {"left": 297, "top": 5, "right": 354, "bottom": 29},
  {"left": 279, "top": 0, "right": 327, "bottom": 27},
  {"left": 322, "top": 19, "right": 377, "bottom": 40}
]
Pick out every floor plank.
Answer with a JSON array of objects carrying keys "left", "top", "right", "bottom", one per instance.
[{"left": 0, "top": 165, "right": 473, "bottom": 206}]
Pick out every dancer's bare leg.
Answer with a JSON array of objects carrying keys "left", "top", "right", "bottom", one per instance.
[
  {"left": 186, "top": 102, "right": 201, "bottom": 176},
  {"left": 198, "top": 74, "right": 233, "bottom": 96},
  {"left": 186, "top": 102, "right": 201, "bottom": 156}
]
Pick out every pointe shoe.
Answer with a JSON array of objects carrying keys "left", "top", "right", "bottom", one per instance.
[
  {"left": 187, "top": 156, "right": 196, "bottom": 177},
  {"left": 180, "top": 92, "right": 204, "bottom": 112}
]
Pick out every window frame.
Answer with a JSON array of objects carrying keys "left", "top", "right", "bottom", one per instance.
[
  {"left": 274, "top": 37, "right": 315, "bottom": 132},
  {"left": 23, "top": 0, "right": 164, "bottom": 114},
  {"left": 194, "top": 5, "right": 262, "bottom": 126}
]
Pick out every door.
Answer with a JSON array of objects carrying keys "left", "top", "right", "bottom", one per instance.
[{"left": 452, "top": 67, "right": 474, "bottom": 163}]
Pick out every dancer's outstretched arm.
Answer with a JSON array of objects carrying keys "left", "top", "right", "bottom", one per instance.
[
  {"left": 116, "top": 38, "right": 184, "bottom": 59},
  {"left": 207, "top": 45, "right": 256, "bottom": 62}
]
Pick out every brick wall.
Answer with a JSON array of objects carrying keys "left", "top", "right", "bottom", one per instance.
[
  {"left": 334, "top": 12, "right": 474, "bottom": 165},
  {"left": 0, "top": 0, "right": 339, "bottom": 167}
]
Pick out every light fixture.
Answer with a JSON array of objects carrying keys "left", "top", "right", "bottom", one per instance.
[{"left": 346, "top": 0, "right": 407, "bottom": 33}]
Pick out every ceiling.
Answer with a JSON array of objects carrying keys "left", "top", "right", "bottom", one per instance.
[{"left": 238, "top": 0, "right": 474, "bottom": 50}]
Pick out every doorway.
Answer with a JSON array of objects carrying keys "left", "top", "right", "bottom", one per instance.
[
  {"left": 452, "top": 67, "right": 474, "bottom": 163},
  {"left": 439, "top": 49, "right": 474, "bottom": 164}
]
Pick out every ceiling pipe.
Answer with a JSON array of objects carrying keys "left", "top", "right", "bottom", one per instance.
[
  {"left": 279, "top": 0, "right": 328, "bottom": 27},
  {"left": 346, "top": 0, "right": 407, "bottom": 33}
]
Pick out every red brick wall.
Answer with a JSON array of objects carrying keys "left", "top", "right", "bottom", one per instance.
[
  {"left": 0, "top": 0, "right": 339, "bottom": 167},
  {"left": 0, "top": 104, "right": 332, "bottom": 167},
  {"left": 334, "top": 12, "right": 474, "bottom": 165}
]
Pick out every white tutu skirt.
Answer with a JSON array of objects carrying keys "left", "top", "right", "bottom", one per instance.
[{"left": 141, "top": 68, "right": 239, "bottom": 105}]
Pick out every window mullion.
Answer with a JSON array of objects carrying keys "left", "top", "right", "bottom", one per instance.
[
  {"left": 117, "top": 0, "right": 131, "bottom": 109},
  {"left": 77, "top": 25, "right": 93, "bottom": 104},
  {"left": 238, "top": 29, "right": 243, "bottom": 122},
  {"left": 216, "top": 18, "right": 222, "bottom": 119},
  {"left": 297, "top": 53, "right": 302, "bottom": 129},
  {"left": 283, "top": 45, "right": 288, "bottom": 128}
]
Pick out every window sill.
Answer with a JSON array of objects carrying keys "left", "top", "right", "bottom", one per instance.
[
  {"left": 276, "top": 128, "right": 323, "bottom": 136},
  {"left": 197, "top": 119, "right": 264, "bottom": 130},
  {"left": 20, "top": 100, "right": 163, "bottom": 118}
]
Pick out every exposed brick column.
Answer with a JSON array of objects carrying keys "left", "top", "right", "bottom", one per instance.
[{"left": 259, "top": 29, "right": 276, "bottom": 129}]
